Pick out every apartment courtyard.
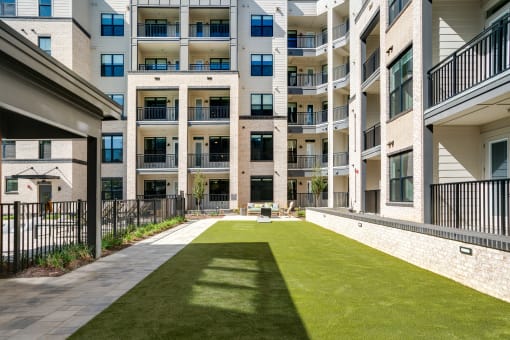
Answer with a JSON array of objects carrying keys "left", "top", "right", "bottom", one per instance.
[{"left": 2, "top": 218, "right": 503, "bottom": 339}]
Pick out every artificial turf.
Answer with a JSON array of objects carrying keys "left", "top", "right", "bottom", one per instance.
[{"left": 72, "top": 220, "right": 510, "bottom": 339}]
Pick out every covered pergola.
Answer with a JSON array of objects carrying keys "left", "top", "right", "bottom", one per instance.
[{"left": 0, "top": 21, "right": 121, "bottom": 256}]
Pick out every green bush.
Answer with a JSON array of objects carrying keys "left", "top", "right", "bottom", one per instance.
[
  {"left": 297, "top": 209, "right": 306, "bottom": 218},
  {"left": 36, "top": 243, "right": 92, "bottom": 270}
]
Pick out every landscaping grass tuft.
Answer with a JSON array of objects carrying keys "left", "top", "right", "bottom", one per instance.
[{"left": 72, "top": 221, "right": 510, "bottom": 339}]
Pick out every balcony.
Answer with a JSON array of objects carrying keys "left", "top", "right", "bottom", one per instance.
[
  {"left": 137, "top": 107, "right": 178, "bottom": 122},
  {"left": 333, "top": 105, "right": 348, "bottom": 122},
  {"left": 187, "top": 153, "right": 229, "bottom": 168},
  {"left": 364, "top": 190, "right": 380, "bottom": 214},
  {"left": 333, "top": 152, "right": 348, "bottom": 167},
  {"left": 137, "top": 23, "right": 179, "bottom": 38},
  {"left": 288, "top": 73, "right": 328, "bottom": 88},
  {"left": 333, "top": 21, "right": 350, "bottom": 41},
  {"left": 333, "top": 192, "right": 349, "bottom": 208},
  {"left": 186, "top": 194, "right": 229, "bottom": 211},
  {"left": 288, "top": 154, "right": 327, "bottom": 169},
  {"left": 288, "top": 32, "right": 327, "bottom": 49},
  {"left": 363, "top": 123, "right": 381, "bottom": 151},
  {"left": 428, "top": 15, "right": 510, "bottom": 108},
  {"left": 138, "top": 63, "right": 179, "bottom": 71},
  {"left": 136, "top": 154, "right": 177, "bottom": 169},
  {"left": 288, "top": 110, "right": 327, "bottom": 126},
  {"left": 189, "top": 23, "right": 229, "bottom": 38},
  {"left": 137, "top": 0, "right": 231, "bottom": 6},
  {"left": 188, "top": 106, "right": 229, "bottom": 121},
  {"left": 363, "top": 48, "right": 380, "bottom": 83},
  {"left": 188, "top": 63, "right": 230, "bottom": 71},
  {"left": 431, "top": 179, "right": 509, "bottom": 236}
]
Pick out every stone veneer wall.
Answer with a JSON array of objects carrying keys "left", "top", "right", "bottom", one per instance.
[{"left": 306, "top": 208, "right": 510, "bottom": 303}]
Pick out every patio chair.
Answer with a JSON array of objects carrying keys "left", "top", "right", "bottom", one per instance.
[{"left": 285, "top": 201, "right": 295, "bottom": 217}]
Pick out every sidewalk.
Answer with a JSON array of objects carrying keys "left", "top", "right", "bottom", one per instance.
[{"left": 0, "top": 218, "right": 219, "bottom": 340}]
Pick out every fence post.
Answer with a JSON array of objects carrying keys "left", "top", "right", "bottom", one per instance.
[
  {"left": 153, "top": 200, "right": 157, "bottom": 224},
  {"left": 500, "top": 180, "right": 506, "bottom": 236},
  {"left": 113, "top": 199, "right": 118, "bottom": 238},
  {"left": 455, "top": 183, "right": 460, "bottom": 228},
  {"left": 13, "top": 201, "right": 21, "bottom": 273},
  {"left": 77, "top": 199, "right": 82, "bottom": 243},
  {"left": 136, "top": 199, "right": 140, "bottom": 227}
]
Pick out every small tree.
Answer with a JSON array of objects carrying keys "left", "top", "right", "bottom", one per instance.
[
  {"left": 192, "top": 171, "right": 206, "bottom": 212},
  {"left": 311, "top": 167, "right": 327, "bottom": 207}
]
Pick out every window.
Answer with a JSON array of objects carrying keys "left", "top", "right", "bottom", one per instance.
[
  {"left": 102, "top": 135, "right": 123, "bottom": 163},
  {"left": 2, "top": 140, "right": 15, "bottom": 159},
  {"left": 250, "top": 177, "right": 273, "bottom": 202},
  {"left": 144, "top": 58, "right": 167, "bottom": 71},
  {"left": 38, "top": 36, "right": 51, "bottom": 55},
  {"left": 209, "top": 179, "right": 229, "bottom": 201},
  {"left": 209, "top": 136, "right": 229, "bottom": 162},
  {"left": 39, "top": 140, "right": 51, "bottom": 159},
  {"left": 251, "top": 94, "right": 273, "bottom": 116},
  {"left": 39, "top": 0, "right": 51, "bottom": 17},
  {"left": 389, "top": 48, "right": 412, "bottom": 118},
  {"left": 389, "top": 150, "right": 413, "bottom": 202},
  {"left": 251, "top": 54, "right": 273, "bottom": 76},
  {"left": 144, "top": 180, "right": 166, "bottom": 199},
  {"left": 0, "top": 0, "right": 16, "bottom": 16},
  {"left": 288, "top": 179, "right": 297, "bottom": 200},
  {"left": 101, "top": 13, "right": 124, "bottom": 36},
  {"left": 389, "top": 0, "right": 410, "bottom": 25},
  {"left": 5, "top": 178, "right": 18, "bottom": 193},
  {"left": 209, "top": 58, "right": 230, "bottom": 70},
  {"left": 251, "top": 132, "right": 273, "bottom": 161},
  {"left": 108, "top": 94, "right": 124, "bottom": 117},
  {"left": 210, "top": 19, "right": 229, "bottom": 37},
  {"left": 101, "top": 54, "right": 124, "bottom": 77},
  {"left": 101, "top": 178, "right": 123, "bottom": 200},
  {"left": 251, "top": 15, "right": 273, "bottom": 37}
]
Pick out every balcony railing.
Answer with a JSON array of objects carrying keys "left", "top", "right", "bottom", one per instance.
[
  {"left": 431, "top": 179, "right": 509, "bottom": 236},
  {"left": 290, "top": 192, "right": 328, "bottom": 208},
  {"left": 288, "top": 155, "right": 327, "bottom": 169},
  {"left": 428, "top": 15, "right": 510, "bottom": 107},
  {"left": 186, "top": 194, "right": 229, "bottom": 211},
  {"left": 288, "top": 31, "right": 328, "bottom": 49},
  {"left": 363, "top": 123, "right": 381, "bottom": 150},
  {"left": 333, "top": 152, "right": 348, "bottom": 167},
  {"left": 137, "top": 23, "right": 179, "bottom": 37},
  {"left": 288, "top": 73, "right": 328, "bottom": 87},
  {"left": 188, "top": 106, "right": 229, "bottom": 121},
  {"left": 188, "top": 63, "right": 230, "bottom": 71},
  {"left": 137, "top": 0, "right": 180, "bottom": 6},
  {"left": 137, "top": 107, "right": 178, "bottom": 121},
  {"left": 333, "top": 21, "right": 350, "bottom": 40},
  {"left": 187, "top": 153, "right": 229, "bottom": 168},
  {"left": 365, "top": 190, "right": 380, "bottom": 214},
  {"left": 189, "top": 23, "right": 229, "bottom": 37},
  {"left": 136, "top": 154, "right": 178, "bottom": 169},
  {"left": 334, "top": 192, "right": 349, "bottom": 208},
  {"left": 333, "top": 105, "right": 348, "bottom": 121},
  {"left": 333, "top": 63, "right": 350, "bottom": 81},
  {"left": 363, "top": 48, "right": 380, "bottom": 82},
  {"left": 287, "top": 110, "right": 327, "bottom": 125},
  {"left": 138, "top": 63, "right": 179, "bottom": 71}
]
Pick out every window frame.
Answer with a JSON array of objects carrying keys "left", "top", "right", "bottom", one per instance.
[
  {"left": 38, "top": 140, "right": 51, "bottom": 160},
  {"left": 38, "top": 36, "right": 51, "bottom": 55},
  {"left": 388, "top": 0, "right": 411, "bottom": 26},
  {"left": 101, "top": 13, "right": 124, "bottom": 36},
  {"left": 101, "top": 177, "right": 123, "bottom": 200},
  {"left": 101, "top": 54, "right": 124, "bottom": 77},
  {"left": 209, "top": 179, "right": 229, "bottom": 201},
  {"left": 5, "top": 178, "right": 18, "bottom": 193},
  {"left": 250, "top": 132, "right": 273, "bottom": 161},
  {"left": 250, "top": 176, "right": 273, "bottom": 202},
  {"left": 250, "top": 94, "right": 273, "bottom": 116},
  {"left": 108, "top": 94, "right": 124, "bottom": 118},
  {"left": 389, "top": 150, "right": 413, "bottom": 202},
  {"left": 102, "top": 134, "right": 123, "bottom": 163},
  {"left": 251, "top": 15, "right": 273, "bottom": 37},
  {"left": 2, "top": 140, "right": 15, "bottom": 159},
  {"left": 389, "top": 47, "right": 413, "bottom": 118},
  {"left": 251, "top": 54, "right": 273, "bottom": 76},
  {"left": 39, "top": 0, "right": 51, "bottom": 17},
  {"left": 0, "top": 0, "right": 16, "bottom": 16}
]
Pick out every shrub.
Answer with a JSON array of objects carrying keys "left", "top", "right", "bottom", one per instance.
[{"left": 36, "top": 243, "right": 92, "bottom": 270}]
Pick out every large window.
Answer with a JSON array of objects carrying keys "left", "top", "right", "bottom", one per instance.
[
  {"left": 209, "top": 179, "right": 229, "bottom": 201},
  {"left": 389, "top": 48, "right": 412, "bottom": 118},
  {"left": 251, "top": 54, "right": 273, "bottom": 76},
  {"left": 39, "top": 140, "right": 51, "bottom": 159},
  {"left": 144, "top": 180, "right": 166, "bottom": 199},
  {"left": 210, "top": 58, "right": 230, "bottom": 70},
  {"left": 101, "top": 54, "right": 124, "bottom": 77},
  {"left": 389, "top": 0, "right": 411, "bottom": 25},
  {"left": 251, "top": 94, "right": 273, "bottom": 116},
  {"left": 108, "top": 94, "right": 124, "bottom": 117},
  {"left": 389, "top": 150, "right": 413, "bottom": 202},
  {"left": 39, "top": 0, "right": 51, "bottom": 17},
  {"left": 101, "top": 178, "right": 123, "bottom": 200},
  {"left": 209, "top": 136, "right": 229, "bottom": 162},
  {"left": 0, "top": 0, "right": 15, "bottom": 16},
  {"left": 2, "top": 140, "right": 15, "bottom": 159},
  {"left": 251, "top": 177, "right": 273, "bottom": 202},
  {"left": 251, "top": 132, "right": 273, "bottom": 161},
  {"left": 38, "top": 36, "right": 51, "bottom": 55},
  {"left": 5, "top": 178, "right": 18, "bottom": 193},
  {"left": 101, "top": 13, "right": 124, "bottom": 36},
  {"left": 251, "top": 15, "right": 273, "bottom": 37},
  {"left": 102, "top": 134, "right": 123, "bottom": 163}
]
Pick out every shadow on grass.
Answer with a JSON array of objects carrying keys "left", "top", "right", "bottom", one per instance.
[{"left": 71, "top": 242, "right": 309, "bottom": 340}]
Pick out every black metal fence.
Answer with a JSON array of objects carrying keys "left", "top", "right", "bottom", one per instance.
[
  {"left": 137, "top": 64, "right": 179, "bottom": 71},
  {"left": 363, "top": 123, "right": 381, "bottom": 150},
  {"left": 188, "top": 106, "right": 230, "bottom": 121},
  {"left": 136, "top": 154, "right": 178, "bottom": 169},
  {"left": 186, "top": 194, "right": 229, "bottom": 211},
  {"left": 365, "top": 190, "right": 380, "bottom": 214},
  {"left": 189, "top": 23, "right": 229, "bottom": 37},
  {"left": 137, "top": 23, "right": 179, "bottom": 37},
  {"left": 290, "top": 193, "right": 328, "bottom": 208},
  {"left": 334, "top": 192, "right": 349, "bottom": 208},
  {"left": 363, "top": 47, "right": 380, "bottom": 82},
  {"left": 187, "top": 153, "right": 229, "bottom": 168},
  {"left": 137, "top": 107, "right": 178, "bottom": 121},
  {"left": 431, "top": 179, "right": 509, "bottom": 236},
  {"left": 428, "top": 14, "right": 509, "bottom": 107},
  {"left": 1, "top": 196, "right": 185, "bottom": 274}
]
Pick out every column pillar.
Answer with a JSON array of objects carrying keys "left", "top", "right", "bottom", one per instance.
[
  {"left": 87, "top": 136, "right": 101, "bottom": 258},
  {"left": 178, "top": 85, "right": 188, "bottom": 197}
]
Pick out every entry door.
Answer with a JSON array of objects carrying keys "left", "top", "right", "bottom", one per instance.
[
  {"left": 322, "top": 139, "right": 328, "bottom": 165},
  {"left": 321, "top": 64, "right": 328, "bottom": 83},
  {"left": 194, "top": 139, "right": 203, "bottom": 167},
  {"left": 288, "top": 66, "right": 297, "bottom": 86},
  {"left": 173, "top": 141, "right": 179, "bottom": 167},
  {"left": 287, "top": 139, "right": 297, "bottom": 164},
  {"left": 306, "top": 141, "right": 315, "bottom": 168},
  {"left": 144, "top": 97, "right": 167, "bottom": 120},
  {"left": 288, "top": 30, "right": 297, "bottom": 48},
  {"left": 195, "top": 98, "right": 203, "bottom": 120},
  {"left": 306, "top": 104, "right": 314, "bottom": 125},
  {"left": 321, "top": 101, "right": 328, "bottom": 123},
  {"left": 196, "top": 22, "right": 203, "bottom": 37},
  {"left": 287, "top": 102, "right": 297, "bottom": 123},
  {"left": 39, "top": 184, "right": 52, "bottom": 204},
  {"left": 306, "top": 69, "right": 314, "bottom": 86},
  {"left": 144, "top": 137, "right": 166, "bottom": 163},
  {"left": 490, "top": 139, "right": 508, "bottom": 179}
]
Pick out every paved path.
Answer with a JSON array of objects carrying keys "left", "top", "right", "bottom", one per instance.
[{"left": 0, "top": 218, "right": 219, "bottom": 340}]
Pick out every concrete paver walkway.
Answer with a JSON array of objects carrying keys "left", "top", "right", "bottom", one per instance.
[{"left": 0, "top": 218, "right": 219, "bottom": 340}]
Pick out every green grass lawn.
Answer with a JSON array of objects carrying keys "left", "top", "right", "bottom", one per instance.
[{"left": 72, "top": 221, "right": 510, "bottom": 339}]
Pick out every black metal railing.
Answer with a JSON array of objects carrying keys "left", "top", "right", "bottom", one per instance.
[
  {"left": 186, "top": 194, "right": 229, "bottom": 211},
  {"left": 428, "top": 15, "right": 510, "bottom": 107},
  {"left": 290, "top": 192, "right": 328, "bottom": 208},
  {"left": 136, "top": 154, "right": 178, "bottom": 169},
  {"left": 137, "top": 107, "right": 178, "bottom": 121},
  {"left": 288, "top": 155, "right": 327, "bottom": 169},
  {"left": 189, "top": 23, "right": 229, "bottom": 37},
  {"left": 333, "top": 21, "right": 350, "bottom": 40},
  {"left": 334, "top": 192, "right": 349, "bottom": 207},
  {"left": 187, "top": 153, "right": 229, "bottom": 168},
  {"left": 0, "top": 196, "right": 185, "bottom": 274},
  {"left": 333, "top": 63, "right": 350, "bottom": 80},
  {"left": 138, "top": 63, "right": 179, "bottom": 71},
  {"left": 137, "top": 23, "right": 179, "bottom": 37},
  {"left": 365, "top": 190, "right": 380, "bottom": 214},
  {"left": 287, "top": 110, "right": 327, "bottom": 125},
  {"left": 188, "top": 63, "right": 231, "bottom": 71},
  {"left": 288, "top": 73, "right": 328, "bottom": 87},
  {"left": 363, "top": 123, "right": 381, "bottom": 150},
  {"left": 188, "top": 106, "right": 230, "bottom": 121},
  {"left": 333, "top": 105, "right": 348, "bottom": 121},
  {"left": 431, "top": 179, "right": 509, "bottom": 236},
  {"left": 333, "top": 152, "right": 349, "bottom": 167},
  {"left": 363, "top": 48, "right": 380, "bottom": 81}
]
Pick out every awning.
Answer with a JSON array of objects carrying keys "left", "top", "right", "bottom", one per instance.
[{"left": 11, "top": 175, "right": 60, "bottom": 180}]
